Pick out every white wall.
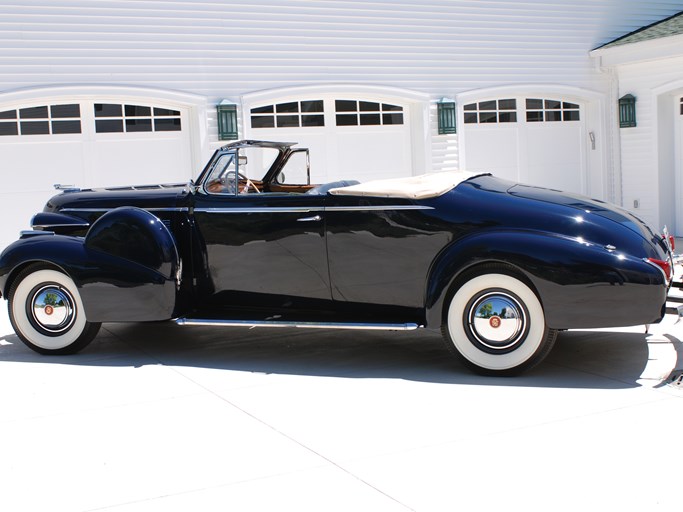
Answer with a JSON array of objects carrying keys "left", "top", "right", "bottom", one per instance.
[
  {"left": 610, "top": 55, "right": 683, "bottom": 232},
  {"left": 2, "top": 0, "right": 683, "bottom": 171}
]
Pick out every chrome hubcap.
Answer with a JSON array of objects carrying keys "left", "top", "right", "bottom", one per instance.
[
  {"left": 468, "top": 291, "right": 527, "bottom": 351},
  {"left": 30, "top": 285, "right": 76, "bottom": 334}
]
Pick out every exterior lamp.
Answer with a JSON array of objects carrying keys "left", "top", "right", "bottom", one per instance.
[
  {"left": 618, "top": 94, "right": 636, "bottom": 128},
  {"left": 217, "top": 100, "right": 238, "bottom": 140},
  {"left": 437, "top": 98, "right": 457, "bottom": 135}
]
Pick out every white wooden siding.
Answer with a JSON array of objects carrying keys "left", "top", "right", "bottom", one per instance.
[
  {"left": 614, "top": 55, "right": 683, "bottom": 231},
  {"left": 1, "top": 0, "right": 683, "bottom": 173}
]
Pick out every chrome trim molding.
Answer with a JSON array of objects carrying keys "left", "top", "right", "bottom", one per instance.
[
  {"left": 194, "top": 207, "right": 324, "bottom": 214},
  {"left": 174, "top": 318, "right": 421, "bottom": 330},
  {"left": 32, "top": 223, "right": 90, "bottom": 229},
  {"left": 61, "top": 207, "right": 190, "bottom": 213},
  {"left": 325, "top": 205, "right": 434, "bottom": 212}
]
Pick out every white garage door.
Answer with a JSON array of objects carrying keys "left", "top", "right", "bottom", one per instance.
[
  {"left": 0, "top": 99, "right": 192, "bottom": 246},
  {"left": 463, "top": 97, "right": 586, "bottom": 194},
  {"left": 245, "top": 96, "right": 412, "bottom": 184}
]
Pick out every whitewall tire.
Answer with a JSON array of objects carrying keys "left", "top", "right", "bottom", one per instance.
[
  {"left": 442, "top": 269, "right": 557, "bottom": 375},
  {"left": 8, "top": 265, "right": 101, "bottom": 355}
]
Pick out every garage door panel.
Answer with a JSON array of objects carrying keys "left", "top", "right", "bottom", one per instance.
[
  {"left": 465, "top": 128, "right": 519, "bottom": 181},
  {"left": 336, "top": 129, "right": 411, "bottom": 182},
  {"left": 526, "top": 124, "right": 583, "bottom": 193},
  {"left": 89, "top": 137, "right": 189, "bottom": 188},
  {"left": 0, "top": 140, "right": 85, "bottom": 191}
]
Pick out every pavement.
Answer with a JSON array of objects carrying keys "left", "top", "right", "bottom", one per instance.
[{"left": 1, "top": 292, "right": 682, "bottom": 512}]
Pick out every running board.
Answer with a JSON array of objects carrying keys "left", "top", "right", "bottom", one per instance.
[{"left": 174, "top": 318, "right": 421, "bottom": 331}]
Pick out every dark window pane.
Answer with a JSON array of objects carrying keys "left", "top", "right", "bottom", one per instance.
[
  {"left": 0, "top": 122, "right": 18, "bottom": 135},
  {"left": 251, "top": 105, "right": 274, "bottom": 114},
  {"left": 251, "top": 116, "right": 275, "bottom": 128},
  {"left": 563, "top": 102, "right": 579, "bottom": 110},
  {"left": 382, "top": 103, "right": 402, "bottom": 112},
  {"left": 20, "top": 106, "right": 48, "bottom": 119},
  {"left": 498, "top": 99, "right": 516, "bottom": 110},
  {"left": 382, "top": 113, "right": 404, "bottom": 125},
  {"left": 336, "top": 114, "right": 358, "bottom": 126},
  {"left": 52, "top": 120, "right": 81, "bottom": 134},
  {"left": 125, "top": 105, "right": 151, "bottom": 117},
  {"left": 96, "top": 119, "right": 123, "bottom": 132},
  {"left": 563, "top": 110, "right": 580, "bottom": 121},
  {"left": 276, "top": 115, "right": 299, "bottom": 127},
  {"left": 276, "top": 102, "right": 298, "bottom": 114},
  {"left": 301, "top": 114, "right": 324, "bottom": 127},
  {"left": 153, "top": 107, "right": 180, "bottom": 116},
  {"left": 526, "top": 111, "right": 544, "bottom": 122},
  {"left": 479, "top": 112, "right": 497, "bottom": 123},
  {"left": 51, "top": 104, "right": 80, "bottom": 118},
  {"left": 464, "top": 112, "right": 478, "bottom": 123},
  {"left": 545, "top": 99, "right": 561, "bottom": 110},
  {"left": 125, "top": 118, "right": 152, "bottom": 132},
  {"left": 0, "top": 110, "right": 16, "bottom": 119},
  {"left": 546, "top": 110, "right": 562, "bottom": 121},
  {"left": 526, "top": 98, "right": 543, "bottom": 110},
  {"left": 359, "top": 101, "right": 379, "bottom": 112},
  {"left": 360, "top": 113, "right": 381, "bottom": 125},
  {"left": 300, "top": 100, "right": 323, "bottom": 113},
  {"left": 498, "top": 112, "right": 517, "bottom": 123},
  {"left": 463, "top": 103, "right": 477, "bottom": 111},
  {"left": 20, "top": 121, "right": 50, "bottom": 134},
  {"left": 479, "top": 100, "right": 496, "bottom": 111},
  {"left": 95, "top": 104, "right": 122, "bottom": 117},
  {"left": 335, "top": 100, "right": 357, "bottom": 112},
  {"left": 154, "top": 118, "right": 182, "bottom": 131}
]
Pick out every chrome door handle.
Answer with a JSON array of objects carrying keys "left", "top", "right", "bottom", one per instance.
[{"left": 297, "top": 215, "right": 322, "bottom": 222}]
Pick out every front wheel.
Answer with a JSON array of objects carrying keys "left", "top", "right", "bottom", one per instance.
[
  {"left": 442, "top": 270, "right": 557, "bottom": 376},
  {"left": 8, "top": 265, "right": 101, "bottom": 355}
]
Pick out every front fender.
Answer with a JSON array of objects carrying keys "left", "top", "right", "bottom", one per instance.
[
  {"left": 424, "top": 230, "right": 667, "bottom": 330},
  {"left": 0, "top": 208, "right": 179, "bottom": 322}
]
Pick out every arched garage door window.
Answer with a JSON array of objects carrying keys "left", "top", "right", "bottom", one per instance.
[
  {"left": 247, "top": 97, "right": 410, "bottom": 182},
  {"left": 462, "top": 97, "right": 584, "bottom": 193}
]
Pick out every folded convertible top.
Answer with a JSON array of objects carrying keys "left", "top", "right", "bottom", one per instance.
[{"left": 328, "top": 171, "right": 488, "bottom": 200}]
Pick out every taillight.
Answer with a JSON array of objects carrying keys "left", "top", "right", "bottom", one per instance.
[
  {"left": 647, "top": 257, "right": 672, "bottom": 281},
  {"left": 668, "top": 235, "right": 676, "bottom": 252}
]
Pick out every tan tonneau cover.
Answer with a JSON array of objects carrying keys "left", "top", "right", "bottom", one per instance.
[{"left": 328, "top": 171, "right": 486, "bottom": 199}]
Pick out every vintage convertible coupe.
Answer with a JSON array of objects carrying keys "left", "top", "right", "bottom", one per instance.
[{"left": 0, "top": 140, "right": 674, "bottom": 375}]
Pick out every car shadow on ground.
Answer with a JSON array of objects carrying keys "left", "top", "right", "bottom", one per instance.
[{"left": 1, "top": 321, "right": 681, "bottom": 390}]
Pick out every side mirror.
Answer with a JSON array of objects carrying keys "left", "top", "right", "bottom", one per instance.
[
  {"left": 238, "top": 155, "right": 248, "bottom": 166},
  {"left": 276, "top": 172, "right": 286, "bottom": 184}
]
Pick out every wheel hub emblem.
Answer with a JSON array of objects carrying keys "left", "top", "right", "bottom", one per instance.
[
  {"left": 489, "top": 316, "right": 501, "bottom": 329},
  {"left": 44, "top": 305, "right": 54, "bottom": 316}
]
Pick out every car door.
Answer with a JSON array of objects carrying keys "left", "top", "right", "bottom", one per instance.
[
  {"left": 324, "top": 193, "right": 451, "bottom": 312},
  {"left": 192, "top": 153, "right": 329, "bottom": 311}
]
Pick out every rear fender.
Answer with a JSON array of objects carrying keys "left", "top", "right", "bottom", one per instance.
[
  {"left": 424, "top": 230, "right": 666, "bottom": 329},
  {"left": 0, "top": 207, "right": 179, "bottom": 322}
]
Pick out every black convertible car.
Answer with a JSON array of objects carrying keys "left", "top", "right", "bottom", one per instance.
[{"left": 0, "top": 140, "right": 674, "bottom": 375}]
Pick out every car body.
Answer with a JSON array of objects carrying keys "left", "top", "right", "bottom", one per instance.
[{"left": 0, "top": 140, "right": 674, "bottom": 375}]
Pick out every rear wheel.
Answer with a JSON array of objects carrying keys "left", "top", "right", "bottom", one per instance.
[
  {"left": 442, "top": 268, "right": 557, "bottom": 375},
  {"left": 8, "top": 265, "right": 101, "bottom": 355}
]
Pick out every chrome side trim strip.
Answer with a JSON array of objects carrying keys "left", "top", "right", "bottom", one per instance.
[
  {"left": 174, "top": 318, "right": 421, "bottom": 331},
  {"left": 326, "top": 205, "right": 434, "bottom": 212},
  {"left": 194, "top": 207, "right": 324, "bottom": 214},
  {"left": 61, "top": 207, "right": 190, "bottom": 213},
  {"left": 32, "top": 223, "right": 90, "bottom": 229}
]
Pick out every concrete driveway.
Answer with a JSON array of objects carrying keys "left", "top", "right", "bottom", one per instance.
[{"left": 0, "top": 304, "right": 681, "bottom": 511}]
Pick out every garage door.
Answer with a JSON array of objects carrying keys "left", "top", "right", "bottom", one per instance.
[
  {"left": 462, "top": 97, "right": 586, "bottom": 194},
  {"left": 0, "top": 99, "right": 192, "bottom": 246},
  {"left": 244, "top": 96, "right": 412, "bottom": 184}
]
